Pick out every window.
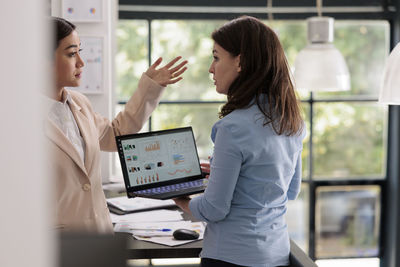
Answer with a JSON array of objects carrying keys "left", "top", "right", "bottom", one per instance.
[{"left": 115, "top": 6, "right": 390, "bottom": 263}]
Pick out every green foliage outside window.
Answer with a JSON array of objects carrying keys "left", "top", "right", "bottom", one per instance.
[
  {"left": 151, "top": 20, "right": 226, "bottom": 101},
  {"left": 116, "top": 20, "right": 149, "bottom": 101},
  {"left": 116, "top": 19, "right": 387, "bottom": 179}
]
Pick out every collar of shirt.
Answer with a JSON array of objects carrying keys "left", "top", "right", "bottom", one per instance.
[
  {"left": 42, "top": 89, "right": 81, "bottom": 117},
  {"left": 61, "top": 89, "right": 81, "bottom": 112}
]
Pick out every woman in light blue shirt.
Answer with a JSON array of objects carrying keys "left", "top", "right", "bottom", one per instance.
[{"left": 174, "top": 16, "right": 305, "bottom": 267}]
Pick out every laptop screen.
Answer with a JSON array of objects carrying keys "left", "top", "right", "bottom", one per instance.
[{"left": 116, "top": 127, "right": 202, "bottom": 193}]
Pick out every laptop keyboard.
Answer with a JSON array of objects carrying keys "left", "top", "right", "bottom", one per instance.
[{"left": 136, "top": 179, "right": 207, "bottom": 196}]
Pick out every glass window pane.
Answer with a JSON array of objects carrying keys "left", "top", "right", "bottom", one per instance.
[
  {"left": 313, "top": 103, "right": 387, "bottom": 179},
  {"left": 315, "top": 185, "right": 381, "bottom": 258},
  {"left": 287, "top": 183, "right": 309, "bottom": 254},
  {"left": 116, "top": 20, "right": 388, "bottom": 101},
  {"left": 151, "top": 104, "right": 222, "bottom": 159},
  {"left": 116, "top": 20, "right": 149, "bottom": 101},
  {"left": 152, "top": 20, "right": 226, "bottom": 101}
]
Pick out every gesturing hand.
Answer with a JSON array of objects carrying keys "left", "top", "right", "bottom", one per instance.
[{"left": 145, "top": 56, "right": 188, "bottom": 87}]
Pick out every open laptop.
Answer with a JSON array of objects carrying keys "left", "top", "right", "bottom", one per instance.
[{"left": 115, "top": 126, "right": 208, "bottom": 200}]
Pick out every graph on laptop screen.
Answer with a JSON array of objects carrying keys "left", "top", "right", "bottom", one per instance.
[{"left": 120, "top": 129, "right": 202, "bottom": 188}]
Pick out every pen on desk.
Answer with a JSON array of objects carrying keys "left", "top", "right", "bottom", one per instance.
[
  {"left": 130, "top": 228, "right": 172, "bottom": 232},
  {"left": 134, "top": 234, "right": 172, "bottom": 238}
]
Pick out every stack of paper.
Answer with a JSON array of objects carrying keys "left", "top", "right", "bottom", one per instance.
[
  {"left": 110, "top": 209, "right": 183, "bottom": 224},
  {"left": 109, "top": 197, "right": 206, "bottom": 246}
]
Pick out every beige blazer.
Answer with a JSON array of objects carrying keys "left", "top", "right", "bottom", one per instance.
[{"left": 44, "top": 74, "right": 164, "bottom": 233}]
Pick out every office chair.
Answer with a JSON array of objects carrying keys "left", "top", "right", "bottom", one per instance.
[{"left": 289, "top": 239, "right": 318, "bottom": 267}]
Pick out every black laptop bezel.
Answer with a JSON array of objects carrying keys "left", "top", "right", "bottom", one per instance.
[{"left": 115, "top": 126, "right": 203, "bottom": 198}]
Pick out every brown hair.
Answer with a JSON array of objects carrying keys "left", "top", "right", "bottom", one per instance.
[
  {"left": 52, "top": 17, "right": 76, "bottom": 50},
  {"left": 212, "top": 16, "right": 303, "bottom": 136}
]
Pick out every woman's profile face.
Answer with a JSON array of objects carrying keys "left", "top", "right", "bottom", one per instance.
[
  {"left": 209, "top": 43, "right": 240, "bottom": 95},
  {"left": 54, "top": 30, "right": 84, "bottom": 89}
]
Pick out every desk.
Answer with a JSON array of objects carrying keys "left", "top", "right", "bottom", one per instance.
[
  {"left": 60, "top": 232, "right": 316, "bottom": 266},
  {"left": 110, "top": 200, "right": 203, "bottom": 259}
]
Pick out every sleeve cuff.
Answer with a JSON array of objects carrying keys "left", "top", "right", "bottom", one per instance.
[
  {"left": 124, "top": 73, "right": 165, "bottom": 115},
  {"left": 189, "top": 195, "right": 208, "bottom": 222},
  {"left": 138, "top": 73, "right": 165, "bottom": 97}
]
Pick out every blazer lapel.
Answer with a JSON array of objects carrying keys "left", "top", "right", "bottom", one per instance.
[
  {"left": 44, "top": 119, "right": 88, "bottom": 176},
  {"left": 68, "top": 101, "right": 95, "bottom": 176}
]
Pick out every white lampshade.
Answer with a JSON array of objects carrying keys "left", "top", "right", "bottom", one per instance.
[
  {"left": 378, "top": 42, "right": 400, "bottom": 104},
  {"left": 293, "top": 17, "right": 351, "bottom": 92}
]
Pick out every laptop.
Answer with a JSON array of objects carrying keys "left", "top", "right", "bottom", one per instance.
[{"left": 115, "top": 126, "right": 208, "bottom": 200}]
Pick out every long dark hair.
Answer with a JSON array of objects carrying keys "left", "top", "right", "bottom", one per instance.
[
  {"left": 212, "top": 16, "right": 303, "bottom": 136},
  {"left": 52, "top": 17, "right": 76, "bottom": 50}
]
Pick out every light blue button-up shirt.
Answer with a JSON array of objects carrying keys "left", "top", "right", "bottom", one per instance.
[{"left": 189, "top": 103, "right": 305, "bottom": 267}]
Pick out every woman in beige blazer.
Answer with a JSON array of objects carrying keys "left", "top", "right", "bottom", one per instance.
[{"left": 46, "top": 17, "right": 187, "bottom": 233}]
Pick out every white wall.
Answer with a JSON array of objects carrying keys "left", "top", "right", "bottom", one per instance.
[
  {"left": 51, "top": 0, "right": 117, "bottom": 183},
  {"left": 0, "top": 1, "right": 53, "bottom": 267}
]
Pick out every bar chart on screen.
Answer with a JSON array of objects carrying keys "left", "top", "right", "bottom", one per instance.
[
  {"left": 173, "top": 154, "right": 185, "bottom": 164},
  {"left": 145, "top": 141, "right": 160, "bottom": 152}
]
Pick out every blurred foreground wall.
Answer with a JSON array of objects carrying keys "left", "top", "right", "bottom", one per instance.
[{"left": 0, "top": 1, "right": 53, "bottom": 267}]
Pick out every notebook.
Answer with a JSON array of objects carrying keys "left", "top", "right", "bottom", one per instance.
[{"left": 115, "top": 126, "right": 207, "bottom": 200}]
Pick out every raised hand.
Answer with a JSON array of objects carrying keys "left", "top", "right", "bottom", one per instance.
[{"left": 145, "top": 56, "right": 188, "bottom": 87}]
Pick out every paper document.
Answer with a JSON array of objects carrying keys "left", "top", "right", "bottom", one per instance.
[
  {"left": 110, "top": 209, "right": 183, "bottom": 223},
  {"left": 114, "top": 220, "right": 206, "bottom": 247},
  {"left": 107, "top": 196, "right": 176, "bottom": 213}
]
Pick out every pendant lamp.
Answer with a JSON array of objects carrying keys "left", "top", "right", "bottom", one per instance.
[
  {"left": 378, "top": 42, "right": 400, "bottom": 104},
  {"left": 293, "top": 3, "right": 350, "bottom": 92}
]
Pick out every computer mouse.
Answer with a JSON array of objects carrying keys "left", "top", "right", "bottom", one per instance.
[{"left": 173, "top": 229, "right": 200, "bottom": 240}]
